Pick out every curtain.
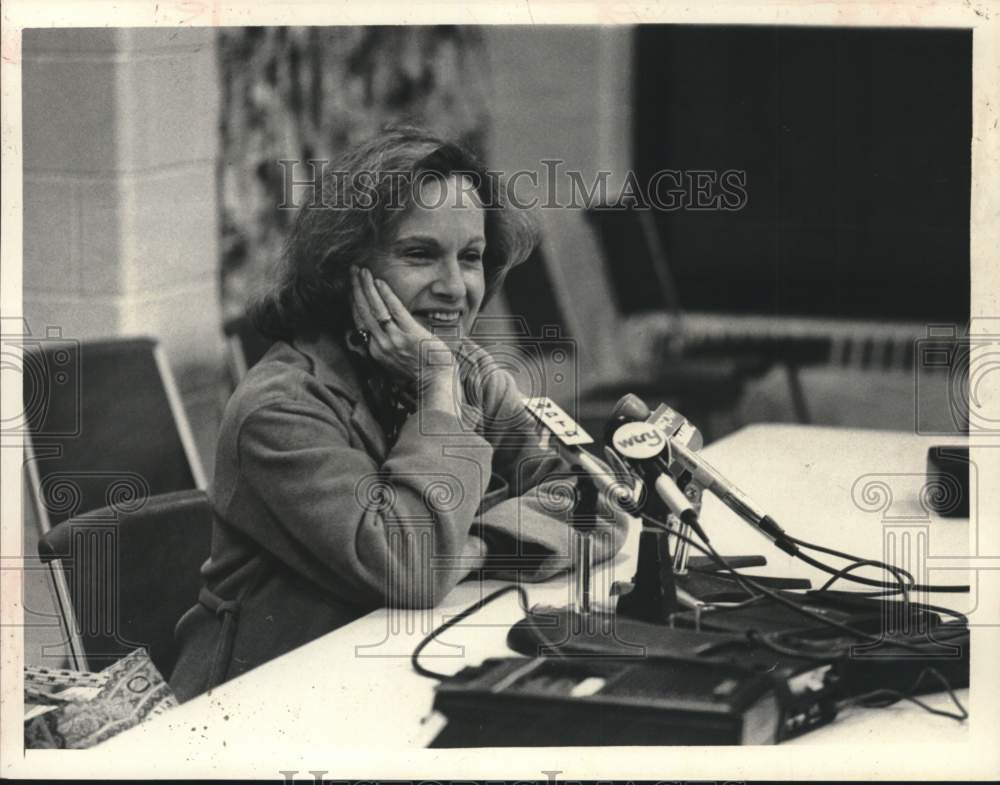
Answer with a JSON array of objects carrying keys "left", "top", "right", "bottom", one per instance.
[{"left": 217, "top": 26, "right": 492, "bottom": 321}]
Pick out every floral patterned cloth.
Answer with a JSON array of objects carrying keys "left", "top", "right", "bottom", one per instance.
[{"left": 24, "top": 649, "right": 177, "bottom": 749}]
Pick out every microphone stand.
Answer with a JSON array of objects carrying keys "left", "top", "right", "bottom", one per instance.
[
  {"left": 615, "top": 499, "right": 680, "bottom": 624},
  {"left": 668, "top": 471, "right": 812, "bottom": 599},
  {"left": 614, "top": 468, "right": 810, "bottom": 625},
  {"left": 568, "top": 465, "right": 600, "bottom": 615}
]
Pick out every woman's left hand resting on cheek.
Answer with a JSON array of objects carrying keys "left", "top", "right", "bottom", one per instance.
[{"left": 351, "top": 264, "right": 491, "bottom": 416}]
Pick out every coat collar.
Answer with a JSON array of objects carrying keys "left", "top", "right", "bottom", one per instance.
[
  {"left": 290, "top": 331, "right": 486, "bottom": 409},
  {"left": 291, "top": 332, "right": 368, "bottom": 403},
  {"left": 290, "top": 332, "right": 393, "bottom": 459}
]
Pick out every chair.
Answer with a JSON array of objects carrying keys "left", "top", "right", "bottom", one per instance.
[
  {"left": 36, "top": 490, "right": 213, "bottom": 677},
  {"left": 580, "top": 207, "right": 773, "bottom": 434},
  {"left": 23, "top": 336, "right": 207, "bottom": 529},
  {"left": 22, "top": 335, "right": 208, "bottom": 666},
  {"left": 223, "top": 314, "right": 274, "bottom": 387},
  {"left": 584, "top": 206, "right": 817, "bottom": 425},
  {"left": 500, "top": 207, "right": 753, "bottom": 442}
]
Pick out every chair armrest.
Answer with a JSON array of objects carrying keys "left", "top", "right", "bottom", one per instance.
[
  {"left": 36, "top": 489, "right": 211, "bottom": 564},
  {"left": 37, "top": 523, "right": 71, "bottom": 564}
]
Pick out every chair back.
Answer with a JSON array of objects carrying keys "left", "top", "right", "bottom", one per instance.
[
  {"left": 583, "top": 206, "right": 684, "bottom": 321},
  {"left": 37, "top": 489, "right": 213, "bottom": 677},
  {"left": 501, "top": 207, "right": 749, "bottom": 441},
  {"left": 23, "top": 336, "right": 206, "bottom": 532},
  {"left": 223, "top": 314, "right": 274, "bottom": 386}
]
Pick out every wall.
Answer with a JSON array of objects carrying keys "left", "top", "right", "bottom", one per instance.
[
  {"left": 21, "top": 28, "right": 224, "bottom": 667},
  {"left": 22, "top": 27, "right": 224, "bottom": 471},
  {"left": 216, "top": 27, "right": 492, "bottom": 324},
  {"left": 484, "top": 26, "right": 960, "bottom": 437},
  {"left": 485, "top": 26, "right": 636, "bottom": 385}
]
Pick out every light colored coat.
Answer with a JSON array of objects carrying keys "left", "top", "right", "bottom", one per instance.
[{"left": 170, "top": 335, "right": 626, "bottom": 701}]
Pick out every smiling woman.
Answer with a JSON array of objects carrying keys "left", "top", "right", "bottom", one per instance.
[
  {"left": 370, "top": 173, "right": 486, "bottom": 336},
  {"left": 168, "top": 127, "right": 628, "bottom": 702},
  {"left": 349, "top": 173, "right": 487, "bottom": 401}
]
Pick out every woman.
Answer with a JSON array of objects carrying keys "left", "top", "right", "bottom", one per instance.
[{"left": 170, "top": 127, "right": 627, "bottom": 701}]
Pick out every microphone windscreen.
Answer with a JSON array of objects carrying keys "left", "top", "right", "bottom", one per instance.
[{"left": 612, "top": 393, "right": 651, "bottom": 422}]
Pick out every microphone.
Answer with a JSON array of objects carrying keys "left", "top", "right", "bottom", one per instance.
[
  {"left": 645, "top": 401, "right": 704, "bottom": 454},
  {"left": 607, "top": 418, "right": 711, "bottom": 544},
  {"left": 613, "top": 394, "right": 799, "bottom": 557},
  {"left": 522, "top": 397, "right": 636, "bottom": 515}
]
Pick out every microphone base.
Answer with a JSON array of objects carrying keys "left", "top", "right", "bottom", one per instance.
[
  {"left": 617, "top": 525, "right": 812, "bottom": 624},
  {"left": 686, "top": 554, "right": 767, "bottom": 571},
  {"left": 616, "top": 528, "right": 680, "bottom": 623},
  {"left": 676, "top": 569, "right": 812, "bottom": 604}
]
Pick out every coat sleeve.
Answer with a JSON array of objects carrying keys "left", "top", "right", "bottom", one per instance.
[
  {"left": 233, "top": 397, "right": 492, "bottom": 609},
  {"left": 465, "top": 349, "right": 629, "bottom": 577}
]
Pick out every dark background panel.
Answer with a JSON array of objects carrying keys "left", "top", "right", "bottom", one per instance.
[{"left": 632, "top": 25, "right": 971, "bottom": 322}]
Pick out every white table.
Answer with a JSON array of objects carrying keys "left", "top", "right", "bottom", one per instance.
[{"left": 84, "top": 425, "right": 988, "bottom": 775}]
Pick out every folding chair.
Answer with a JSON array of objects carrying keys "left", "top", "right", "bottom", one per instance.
[
  {"left": 36, "top": 490, "right": 213, "bottom": 677},
  {"left": 222, "top": 314, "right": 274, "bottom": 387},
  {"left": 584, "top": 207, "right": 818, "bottom": 426},
  {"left": 22, "top": 336, "right": 208, "bottom": 667},
  {"left": 501, "top": 208, "right": 752, "bottom": 442}
]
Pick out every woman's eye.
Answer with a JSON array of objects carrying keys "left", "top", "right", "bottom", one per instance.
[
  {"left": 404, "top": 248, "right": 430, "bottom": 260},
  {"left": 462, "top": 251, "right": 484, "bottom": 264}
]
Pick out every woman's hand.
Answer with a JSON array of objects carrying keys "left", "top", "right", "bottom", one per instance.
[{"left": 350, "top": 265, "right": 458, "bottom": 395}]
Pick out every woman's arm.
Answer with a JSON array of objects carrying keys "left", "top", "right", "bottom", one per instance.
[
  {"left": 461, "top": 346, "right": 630, "bottom": 576},
  {"left": 458, "top": 342, "right": 575, "bottom": 493},
  {"left": 231, "top": 382, "right": 493, "bottom": 609}
]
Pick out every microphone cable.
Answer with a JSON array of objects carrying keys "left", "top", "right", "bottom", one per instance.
[
  {"left": 411, "top": 583, "right": 578, "bottom": 681},
  {"left": 634, "top": 512, "right": 969, "bottom": 722},
  {"left": 637, "top": 510, "right": 968, "bottom": 657},
  {"left": 608, "top": 394, "right": 968, "bottom": 593},
  {"left": 408, "top": 530, "right": 968, "bottom": 726},
  {"left": 411, "top": 584, "right": 530, "bottom": 681},
  {"left": 811, "top": 559, "right": 968, "bottom": 625},
  {"left": 787, "top": 534, "right": 969, "bottom": 594},
  {"left": 835, "top": 666, "right": 968, "bottom": 723}
]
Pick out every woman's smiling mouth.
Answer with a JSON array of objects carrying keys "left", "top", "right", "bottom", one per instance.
[{"left": 414, "top": 310, "right": 463, "bottom": 326}]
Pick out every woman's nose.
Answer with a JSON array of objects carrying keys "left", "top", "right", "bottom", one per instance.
[{"left": 430, "top": 257, "right": 467, "bottom": 300}]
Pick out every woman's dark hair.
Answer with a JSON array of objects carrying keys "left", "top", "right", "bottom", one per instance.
[{"left": 251, "top": 125, "right": 540, "bottom": 340}]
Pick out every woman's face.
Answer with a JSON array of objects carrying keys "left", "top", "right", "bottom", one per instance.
[{"left": 366, "top": 174, "right": 486, "bottom": 338}]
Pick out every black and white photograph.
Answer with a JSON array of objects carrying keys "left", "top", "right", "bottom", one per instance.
[{"left": 2, "top": 1, "right": 998, "bottom": 780}]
